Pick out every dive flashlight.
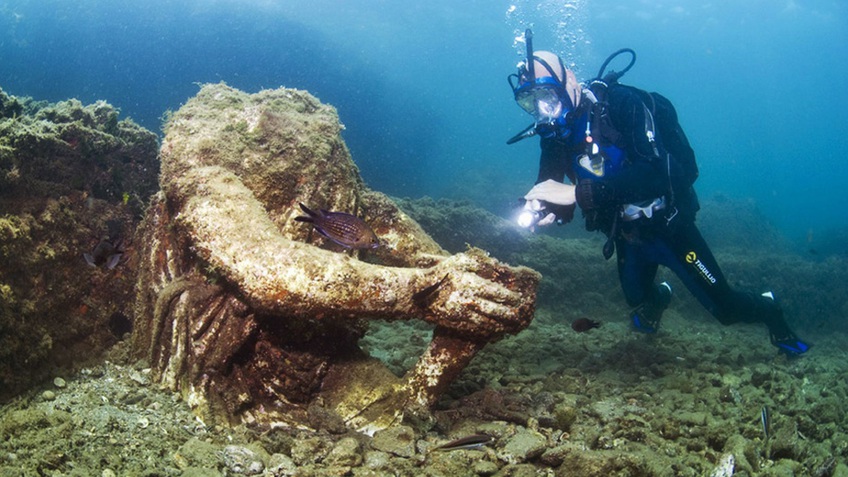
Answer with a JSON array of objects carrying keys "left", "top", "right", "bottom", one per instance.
[
  {"left": 517, "top": 209, "right": 542, "bottom": 228},
  {"left": 516, "top": 199, "right": 548, "bottom": 229}
]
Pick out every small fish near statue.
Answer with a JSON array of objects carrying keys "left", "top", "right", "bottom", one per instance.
[
  {"left": 571, "top": 317, "right": 601, "bottom": 333},
  {"left": 295, "top": 202, "right": 380, "bottom": 250},
  {"left": 84, "top": 234, "right": 125, "bottom": 269}
]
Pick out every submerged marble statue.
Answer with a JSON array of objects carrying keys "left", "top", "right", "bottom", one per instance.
[{"left": 130, "top": 84, "right": 539, "bottom": 433}]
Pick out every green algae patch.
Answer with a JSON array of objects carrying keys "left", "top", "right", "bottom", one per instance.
[
  {"left": 0, "top": 89, "right": 159, "bottom": 210},
  {"left": 0, "top": 86, "right": 159, "bottom": 401}
]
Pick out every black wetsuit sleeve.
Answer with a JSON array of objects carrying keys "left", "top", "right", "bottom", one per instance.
[
  {"left": 536, "top": 137, "right": 577, "bottom": 223},
  {"left": 537, "top": 137, "right": 570, "bottom": 183},
  {"left": 575, "top": 86, "right": 670, "bottom": 210}
]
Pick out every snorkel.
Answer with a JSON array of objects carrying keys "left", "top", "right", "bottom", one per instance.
[
  {"left": 524, "top": 28, "right": 536, "bottom": 83},
  {"left": 507, "top": 29, "right": 540, "bottom": 145}
]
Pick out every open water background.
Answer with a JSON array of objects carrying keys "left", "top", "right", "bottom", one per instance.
[{"left": 1, "top": 0, "right": 846, "bottom": 243}]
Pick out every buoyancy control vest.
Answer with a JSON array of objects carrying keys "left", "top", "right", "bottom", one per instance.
[
  {"left": 585, "top": 80, "right": 700, "bottom": 220},
  {"left": 574, "top": 79, "right": 701, "bottom": 258}
]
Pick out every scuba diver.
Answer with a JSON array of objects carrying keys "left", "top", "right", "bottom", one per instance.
[{"left": 509, "top": 30, "right": 810, "bottom": 356}]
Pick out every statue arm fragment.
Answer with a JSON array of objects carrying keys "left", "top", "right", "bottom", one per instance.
[{"left": 168, "top": 166, "right": 537, "bottom": 334}]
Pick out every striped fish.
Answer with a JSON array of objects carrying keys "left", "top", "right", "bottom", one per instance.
[
  {"left": 761, "top": 405, "right": 770, "bottom": 441},
  {"left": 295, "top": 203, "right": 380, "bottom": 250},
  {"left": 433, "top": 434, "right": 494, "bottom": 452}
]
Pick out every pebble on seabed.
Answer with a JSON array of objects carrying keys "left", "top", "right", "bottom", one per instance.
[{"left": 53, "top": 377, "right": 67, "bottom": 388}]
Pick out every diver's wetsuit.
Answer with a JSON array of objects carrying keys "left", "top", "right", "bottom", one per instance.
[{"left": 537, "top": 83, "right": 801, "bottom": 348}]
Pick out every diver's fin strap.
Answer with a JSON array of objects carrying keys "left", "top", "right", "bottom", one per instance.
[{"left": 772, "top": 337, "right": 811, "bottom": 356}]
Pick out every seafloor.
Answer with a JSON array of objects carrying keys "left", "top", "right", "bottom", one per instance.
[
  {"left": 2, "top": 195, "right": 847, "bottom": 477},
  {"left": 2, "top": 84, "right": 847, "bottom": 476}
]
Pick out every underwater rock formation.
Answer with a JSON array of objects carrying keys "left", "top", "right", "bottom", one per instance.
[
  {"left": 131, "top": 83, "right": 539, "bottom": 433},
  {"left": 0, "top": 86, "right": 159, "bottom": 399}
]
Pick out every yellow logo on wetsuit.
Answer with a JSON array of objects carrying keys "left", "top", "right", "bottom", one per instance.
[{"left": 686, "top": 251, "right": 717, "bottom": 284}]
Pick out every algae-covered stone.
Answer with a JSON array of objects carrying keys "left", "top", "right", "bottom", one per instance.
[
  {"left": 721, "top": 434, "right": 757, "bottom": 474},
  {"left": 770, "top": 419, "right": 802, "bottom": 461},
  {"left": 324, "top": 437, "right": 363, "bottom": 468},
  {"left": 0, "top": 87, "right": 24, "bottom": 119},
  {"left": 291, "top": 436, "right": 332, "bottom": 466},
  {"left": 497, "top": 428, "right": 546, "bottom": 464},
  {"left": 540, "top": 444, "right": 573, "bottom": 467},
  {"left": 221, "top": 445, "right": 266, "bottom": 475},
  {"left": 555, "top": 449, "right": 652, "bottom": 477},
  {"left": 174, "top": 438, "right": 221, "bottom": 470},
  {"left": 181, "top": 468, "right": 223, "bottom": 477},
  {"left": 552, "top": 403, "right": 578, "bottom": 432},
  {"left": 266, "top": 453, "right": 297, "bottom": 475},
  {"left": 473, "top": 459, "right": 499, "bottom": 475},
  {"left": 371, "top": 425, "right": 416, "bottom": 458},
  {"left": 0, "top": 86, "right": 159, "bottom": 401},
  {"left": 495, "top": 464, "right": 542, "bottom": 477},
  {"left": 833, "top": 463, "right": 848, "bottom": 477},
  {"left": 362, "top": 450, "right": 391, "bottom": 470}
]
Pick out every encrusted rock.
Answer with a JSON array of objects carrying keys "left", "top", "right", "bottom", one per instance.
[
  {"left": 174, "top": 437, "right": 220, "bottom": 470},
  {"left": 540, "top": 444, "right": 574, "bottom": 467},
  {"left": 362, "top": 450, "right": 391, "bottom": 470},
  {"left": 495, "top": 464, "right": 541, "bottom": 477},
  {"left": 770, "top": 419, "right": 802, "bottom": 460},
  {"left": 290, "top": 436, "right": 332, "bottom": 466},
  {"left": 371, "top": 425, "right": 417, "bottom": 458},
  {"left": 497, "top": 428, "right": 547, "bottom": 465},
  {"left": 709, "top": 453, "right": 735, "bottom": 477},
  {"left": 220, "top": 445, "right": 265, "bottom": 475},
  {"left": 324, "top": 437, "right": 362, "bottom": 468},
  {"left": 473, "top": 459, "right": 500, "bottom": 475},
  {"left": 552, "top": 403, "right": 578, "bottom": 432},
  {"left": 307, "top": 403, "right": 347, "bottom": 434},
  {"left": 0, "top": 87, "right": 158, "bottom": 400},
  {"left": 266, "top": 453, "right": 297, "bottom": 476}
]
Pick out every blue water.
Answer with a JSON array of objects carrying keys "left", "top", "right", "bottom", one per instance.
[{"left": 1, "top": 0, "right": 845, "bottom": 243}]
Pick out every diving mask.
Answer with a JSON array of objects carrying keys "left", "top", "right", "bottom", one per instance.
[{"left": 514, "top": 77, "right": 570, "bottom": 122}]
